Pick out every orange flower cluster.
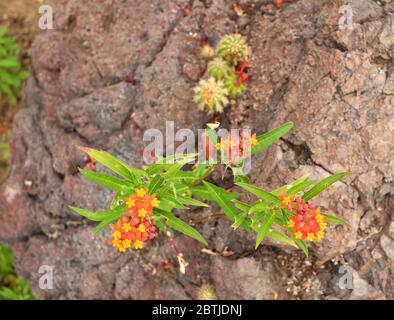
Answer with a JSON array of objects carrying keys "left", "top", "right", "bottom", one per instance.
[
  {"left": 279, "top": 193, "right": 328, "bottom": 242},
  {"left": 109, "top": 188, "right": 160, "bottom": 252},
  {"left": 216, "top": 132, "right": 259, "bottom": 164}
]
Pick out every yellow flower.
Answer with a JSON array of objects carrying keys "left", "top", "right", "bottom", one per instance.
[
  {"left": 136, "top": 188, "right": 147, "bottom": 198},
  {"left": 138, "top": 208, "right": 148, "bottom": 218},
  {"left": 287, "top": 220, "right": 295, "bottom": 228},
  {"left": 318, "top": 222, "right": 327, "bottom": 231},
  {"left": 282, "top": 196, "right": 292, "bottom": 206},
  {"left": 121, "top": 223, "right": 132, "bottom": 233},
  {"left": 215, "top": 142, "right": 223, "bottom": 151},
  {"left": 151, "top": 197, "right": 160, "bottom": 208},
  {"left": 306, "top": 233, "right": 316, "bottom": 241},
  {"left": 112, "top": 230, "right": 122, "bottom": 240},
  {"left": 316, "top": 231, "right": 325, "bottom": 240},
  {"left": 138, "top": 224, "right": 147, "bottom": 233},
  {"left": 111, "top": 238, "right": 122, "bottom": 248},
  {"left": 294, "top": 231, "right": 303, "bottom": 239},
  {"left": 250, "top": 134, "right": 259, "bottom": 146},
  {"left": 126, "top": 198, "right": 135, "bottom": 208},
  {"left": 134, "top": 240, "right": 143, "bottom": 249},
  {"left": 122, "top": 239, "right": 132, "bottom": 249}
]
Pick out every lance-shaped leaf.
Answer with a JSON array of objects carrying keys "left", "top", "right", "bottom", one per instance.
[
  {"left": 79, "top": 168, "right": 130, "bottom": 192},
  {"left": 294, "top": 238, "right": 309, "bottom": 257},
  {"left": 323, "top": 213, "right": 349, "bottom": 225},
  {"left": 159, "top": 210, "right": 208, "bottom": 245},
  {"left": 251, "top": 122, "right": 293, "bottom": 155},
  {"left": 287, "top": 180, "right": 316, "bottom": 195},
  {"left": 79, "top": 147, "right": 146, "bottom": 183},
  {"left": 232, "top": 199, "right": 252, "bottom": 212},
  {"left": 202, "top": 181, "right": 239, "bottom": 221},
  {"left": 176, "top": 195, "right": 210, "bottom": 207},
  {"left": 232, "top": 212, "right": 248, "bottom": 230},
  {"left": 69, "top": 206, "right": 126, "bottom": 234},
  {"left": 267, "top": 230, "right": 297, "bottom": 248},
  {"left": 302, "top": 172, "right": 349, "bottom": 201},
  {"left": 236, "top": 182, "right": 282, "bottom": 205},
  {"left": 191, "top": 185, "right": 240, "bottom": 202},
  {"left": 255, "top": 211, "right": 275, "bottom": 249},
  {"left": 272, "top": 173, "right": 311, "bottom": 196},
  {"left": 148, "top": 175, "right": 165, "bottom": 195}
]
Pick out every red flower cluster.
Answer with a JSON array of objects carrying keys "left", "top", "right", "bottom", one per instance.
[
  {"left": 279, "top": 193, "right": 328, "bottom": 242},
  {"left": 109, "top": 188, "right": 160, "bottom": 252}
]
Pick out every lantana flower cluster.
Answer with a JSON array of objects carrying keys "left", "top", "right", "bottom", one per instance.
[
  {"left": 279, "top": 192, "right": 328, "bottom": 242},
  {"left": 109, "top": 188, "right": 160, "bottom": 252}
]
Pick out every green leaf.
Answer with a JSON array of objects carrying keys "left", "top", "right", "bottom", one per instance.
[
  {"left": 69, "top": 206, "right": 125, "bottom": 222},
  {"left": 267, "top": 230, "right": 297, "bottom": 248},
  {"left": 287, "top": 180, "right": 317, "bottom": 195},
  {"left": 191, "top": 185, "right": 240, "bottom": 202},
  {"left": 236, "top": 182, "right": 282, "bottom": 205},
  {"left": 0, "top": 58, "right": 20, "bottom": 68},
  {"left": 255, "top": 211, "right": 275, "bottom": 249},
  {"left": 232, "top": 199, "right": 252, "bottom": 212},
  {"left": 251, "top": 122, "right": 293, "bottom": 155},
  {"left": 163, "top": 156, "right": 196, "bottom": 178},
  {"left": 232, "top": 212, "right": 248, "bottom": 230},
  {"left": 302, "top": 172, "right": 349, "bottom": 201},
  {"left": 79, "top": 168, "right": 130, "bottom": 192},
  {"left": 272, "top": 174, "right": 310, "bottom": 196},
  {"left": 80, "top": 148, "right": 146, "bottom": 183},
  {"left": 144, "top": 163, "right": 172, "bottom": 175},
  {"left": 323, "top": 213, "right": 349, "bottom": 225},
  {"left": 294, "top": 238, "right": 309, "bottom": 257},
  {"left": 148, "top": 175, "right": 164, "bottom": 194},
  {"left": 234, "top": 174, "right": 250, "bottom": 184},
  {"left": 248, "top": 201, "right": 270, "bottom": 214},
  {"left": 176, "top": 195, "right": 209, "bottom": 207},
  {"left": 203, "top": 181, "right": 239, "bottom": 221},
  {"left": 159, "top": 211, "right": 208, "bottom": 245}
]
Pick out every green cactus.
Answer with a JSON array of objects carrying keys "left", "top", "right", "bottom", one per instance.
[
  {"left": 217, "top": 33, "right": 251, "bottom": 66},
  {"left": 207, "top": 57, "right": 233, "bottom": 80},
  {"left": 194, "top": 77, "right": 229, "bottom": 114},
  {"left": 225, "top": 73, "right": 246, "bottom": 98}
]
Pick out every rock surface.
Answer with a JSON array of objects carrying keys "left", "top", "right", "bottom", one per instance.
[{"left": 0, "top": 0, "right": 393, "bottom": 299}]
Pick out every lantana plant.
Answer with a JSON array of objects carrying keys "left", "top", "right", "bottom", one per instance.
[{"left": 70, "top": 122, "right": 348, "bottom": 270}]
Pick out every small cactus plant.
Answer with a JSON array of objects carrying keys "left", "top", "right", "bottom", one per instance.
[
  {"left": 194, "top": 33, "right": 251, "bottom": 114},
  {"left": 217, "top": 33, "right": 251, "bottom": 66},
  {"left": 208, "top": 57, "right": 233, "bottom": 80},
  {"left": 225, "top": 73, "right": 246, "bottom": 98},
  {"left": 194, "top": 77, "right": 229, "bottom": 114}
]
